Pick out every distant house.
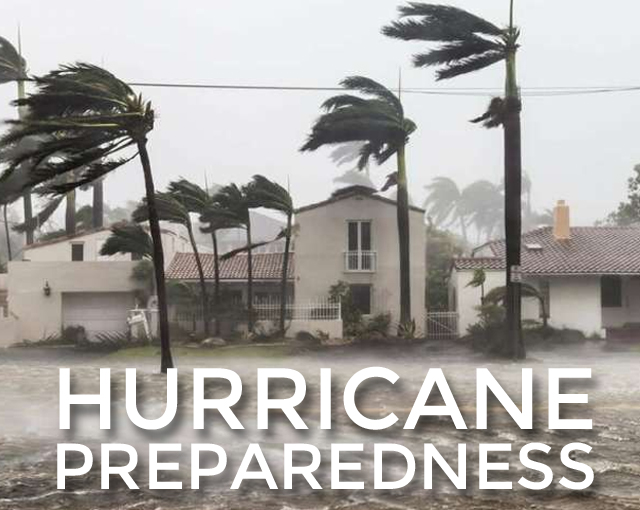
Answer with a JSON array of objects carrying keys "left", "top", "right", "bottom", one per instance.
[
  {"left": 0, "top": 224, "right": 199, "bottom": 345},
  {"left": 450, "top": 200, "right": 640, "bottom": 338}
]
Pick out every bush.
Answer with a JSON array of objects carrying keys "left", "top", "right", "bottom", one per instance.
[{"left": 466, "top": 304, "right": 506, "bottom": 354}]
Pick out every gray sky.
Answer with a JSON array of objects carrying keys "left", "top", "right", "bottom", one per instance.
[{"left": 1, "top": 0, "right": 640, "bottom": 226}]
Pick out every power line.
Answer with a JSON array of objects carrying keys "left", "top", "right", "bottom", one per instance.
[{"left": 127, "top": 81, "right": 640, "bottom": 97}]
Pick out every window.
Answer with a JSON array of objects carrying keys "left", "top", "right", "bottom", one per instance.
[
  {"left": 601, "top": 276, "right": 622, "bottom": 308},
  {"left": 347, "top": 220, "right": 372, "bottom": 251},
  {"left": 71, "top": 243, "right": 84, "bottom": 262},
  {"left": 346, "top": 221, "right": 374, "bottom": 271},
  {"left": 131, "top": 252, "right": 143, "bottom": 261},
  {"left": 350, "top": 284, "right": 372, "bottom": 315}
]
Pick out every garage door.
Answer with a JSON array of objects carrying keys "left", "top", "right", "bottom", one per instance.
[{"left": 62, "top": 292, "right": 135, "bottom": 340}]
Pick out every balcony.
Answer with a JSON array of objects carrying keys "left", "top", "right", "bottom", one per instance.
[{"left": 344, "top": 251, "right": 377, "bottom": 273}]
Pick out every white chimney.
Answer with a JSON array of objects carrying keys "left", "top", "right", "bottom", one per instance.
[{"left": 553, "top": 200, "right": 570, "bottom": 240}]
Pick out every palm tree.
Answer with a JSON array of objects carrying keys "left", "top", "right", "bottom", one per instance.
[
  {"left": 211, "top": 184, "right": 256, "bottom": 332},
  {"left": 246, "top": 175, "right": 294, "bottom": 336},
  {"left": 424, "top": 177, "right": 469, "bottom": 242},
  {"left": 100, "top": 222, "right": 153, "bottom": 260},
  {"left": 485, "top": 282, "right": 548, "bottom": 330},
  {"left": 0, "top": 63, "right": 174, "bottom": 372},
  {"left": 384, "top": 2, "right": 525, "bottom": 358},
  {"left": 462, "top": 180, "right": 503, "bottom": 242},
  {"left": 133, "top": 192, "right": 212, "bottom": 336},
  {"left": 0, "top": 35, "right": 33, "bottom": 246},
  {"left": 300, "top": 76, "right": 417, "bottom": 326},
  {"left": 466, "top": 268, "right": 487, "bottom": 305}
]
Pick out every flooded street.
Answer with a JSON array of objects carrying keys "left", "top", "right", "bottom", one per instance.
[{"left": 0, "top": 343, "right": 639, "bottom": 510}]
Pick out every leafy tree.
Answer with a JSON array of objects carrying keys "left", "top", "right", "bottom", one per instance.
[
  {"left": 426, "top": 223, "right": 464, "bottom": 310},
  {"left": 602, "top": 164, "right": 640, "bottom": 226},
  {"left": 246, "top": 174, "right": 294, "bottom": 336},
  {"left": 133, "top": 192, "right": 212, "bottom": 336},
  {"left": 0, "top": 63, "right": 174, "bottom": 372},
  {"left": 301, "top": 76, "right": 417, "bottom": 327},
  {"left": 384, "top": 2, "right": 526, "bottom": 358},
  {"left": 0, "top": 35, "right": 33, "bottom": 246}
]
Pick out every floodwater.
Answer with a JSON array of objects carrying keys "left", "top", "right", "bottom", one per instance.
[{"left": 0, "top": 343, "right": 639, "bottom": 510}]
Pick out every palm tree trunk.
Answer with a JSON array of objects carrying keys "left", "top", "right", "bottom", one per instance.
[
  {"left": 137, "top": 140, "right": 174, "bottom": 373},
  {"left": 65, "top": 190, "right": 77, "bottom": 235},
  {"left": 186, "top": 221, "right": 210, "bottom": 337},
  {"left": 458, "top": 215, "right": 468, "bottom": 244},
  {"left": 396, "top": 144, "right": 412, "bottom": 326},
  {"left": 246, "top": 221, "right": 254, "bottom": 333},
  {"left": 503, "top": 8, "right": 525, "bottom": 360},
  {"left": 3, "top": 205, "right": 12, "bottom": 261},
  {"left": 93, "top": 180, "right": 104, "bottom": 229},
  {"left": 211, "top": 231, "right": 221, "bottom": 335},
  {"left": 17, "top": 78, "right": 33, "bottom": 246},
  {"left": 279, "top": 214, "right": 292, "bottom": 336}
]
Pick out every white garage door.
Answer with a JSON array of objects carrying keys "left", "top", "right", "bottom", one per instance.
[{"left": 62, "top": 292, "right": 134, "bottom": 340}]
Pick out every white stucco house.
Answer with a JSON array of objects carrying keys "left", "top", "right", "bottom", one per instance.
[
  {"left": 0, "top": 223, "right": 198, "bottom": 345},
  {"left": 450, "top": 200, "right": 640, "bottom": 338},
  {"left": 167, "top": 185, "right": 427, "bottom": 337}
]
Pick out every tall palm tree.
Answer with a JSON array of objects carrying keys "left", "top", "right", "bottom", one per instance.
[
  {"left": 0, "top": 35, "right": 33, "bottom": 246},
  {"left": 133, "top": 192, "right": 212, "bottom": 336},
  {"left": 384, "top": 2, "right": 525, "bottom": 358},
  {"left": 462, "top": 180, "right": 503, "bottom": 242},
  {"left": 211, "top": 184, "right": 256, "bottom": 332},
  {"left": 300, "top": 76, "right": 417, "bottom": 326},
  {"left": 246, "top": 175, "right": 294, "bottom": 336},
  {"left": 0, "top": 63, "right": 174, "bottom": 372}
]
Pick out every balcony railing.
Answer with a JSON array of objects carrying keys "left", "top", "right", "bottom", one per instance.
[{"left": 344, "top": 251, "right": 377, "bottom": 272}]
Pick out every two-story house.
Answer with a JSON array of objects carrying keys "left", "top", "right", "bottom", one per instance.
[{"left": 294, "top": 185, "right": 426, "bottom": 327}]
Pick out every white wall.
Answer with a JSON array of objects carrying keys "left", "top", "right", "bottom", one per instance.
[
  {"left": 548, "top": 276, "right": 602, "bottom": 335},
  {"left": 295, "top": 195, "right": 426, "bottom": 327},
  {"left": 7, "top": 261, "right": 141, "bottom": 341},
  {"left": 22, "top": 224, "right": 198, "bottom": 268}
]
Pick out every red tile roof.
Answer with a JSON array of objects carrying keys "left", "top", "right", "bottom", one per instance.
[
  {"left": 167, "top": 252, "right": 294, "bottom": 281},
  {"left": 453, "top": 226, "right": 640, "bottom": 275}
]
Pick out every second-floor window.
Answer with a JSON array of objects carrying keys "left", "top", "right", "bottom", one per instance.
[
  {"left": 71, "top": 243, "right": 84, "bottom": 262},
  {"left": 346, "top": 220, "right": 374, "bottom": 271}
]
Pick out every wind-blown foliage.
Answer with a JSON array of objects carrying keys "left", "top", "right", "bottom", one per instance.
[
  {"left": 247, "top": 175, "right": 294, "bottom": 336},
  {"left": 301, "top": 76, "right": 417, "bottom": 326},
  {"left": 100, "top": 222, "right": 152, "bottom": 260},
  {"left": 0, "top": 63, "right": 174, "bottom": 371},
  {"left": 384, "top": 2, "right": 525, "bottom": 358},
  {"left": 0, "top": 36, "right": 26, "bottom": 83},
  {"left": 134, "top": 191, "right": 212, "bottom": 336}
]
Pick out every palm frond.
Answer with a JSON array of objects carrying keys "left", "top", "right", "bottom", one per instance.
[
  {"left": 0, "top": 36, "right": 26, "bottom": 83},
  {"left": 12, "top": 195, "right": 64, "bottom": 233},
  {"left": 340, "top": 76, "right": 403, "bottom": 115},
  {"left": 412, "top": 38, "right": 502, "bottom": 67},
  {"left": 132, "top": 193, "right": 190, "bottom": 226},
  {"left": 100, "top": 222, "right": 152, "bottom": 259},
  {"left": 434, "top": 50, "right": 505, "bottom": 80},
  {"left": 470, "top": 97, "right": 506, "bottom": 129},
  {"left": 245, "top": 175, "right": 293, "bottom": 215},
  {"left": 167, "top": 178, "right": 211, "bottom": 214}
]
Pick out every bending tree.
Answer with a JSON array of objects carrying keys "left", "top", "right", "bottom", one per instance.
[
  {"left": 0, "top": 35, "right": 33, "bottom": 246},
  {"left": 100, "top": 222, "right": 153, "bottom": 260},
  {"left": 301, "top": 76, "right": 417, "bottom": 327},
  {"left": 133, "top": 192, "right": 212, "bottom": 337},
  {"left": 246, "top": 174, "right": 294, "bottom": 336},
  {"left": 211, "top": 184, "right": 256, "bottom": 332},
  {"left": 384, "top": 2, "right": 525, "bottom": 358},
  {"left": 0, "top": 63, "right": 174, "bottom": 372}
]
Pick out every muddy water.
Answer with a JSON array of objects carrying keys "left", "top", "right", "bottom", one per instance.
[{"left": 0, "top": 344, "right": 639, "bottom": 509}]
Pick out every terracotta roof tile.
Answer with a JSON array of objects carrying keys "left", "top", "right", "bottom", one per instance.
[
  {"left": 167, "top": 252, "right": 294, "bottom": 280},
  {"left": 454, "top": 226, "right": 640, "bottom": 275}
]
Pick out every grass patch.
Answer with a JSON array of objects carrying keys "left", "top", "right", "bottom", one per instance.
[{"left": 107, "top": 344, "right": 290, "bottom": 360}]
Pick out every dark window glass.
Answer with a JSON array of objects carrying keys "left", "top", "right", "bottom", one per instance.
[
  {"left": 601, "top": 276, "right": 622, "bottom": 308},
  {"left": 131, "top": 252, "right": 143, "bottom": 261},
  {"left": 348, "top": 221, "right": 359, "bottom": 251},
  {"left": 360, "top": 221, "right": 371, "bottom": 251},
  {"left": 350, "top": 284, "right": 371, "bottom": 315},
  {"left": 71, "top": 244, "right": 84, "bottom": 262}
]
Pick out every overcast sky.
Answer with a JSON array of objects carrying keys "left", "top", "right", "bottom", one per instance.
[{"left": 1, "top": 0, "right": 640, "bottom": 227}]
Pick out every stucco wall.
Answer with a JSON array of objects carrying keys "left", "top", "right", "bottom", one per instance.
[
  {"left": 547, "top": 276, "right": 602, "bottom": 335},
  {"left": 7, "top": 261, "right": 140, "bottom": 341},
  {"left": 22, "top": 225, "right": 197, "bottom": 267},
  {"left": 294, "top": 195, "right": 426, "bottom": 327}
]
